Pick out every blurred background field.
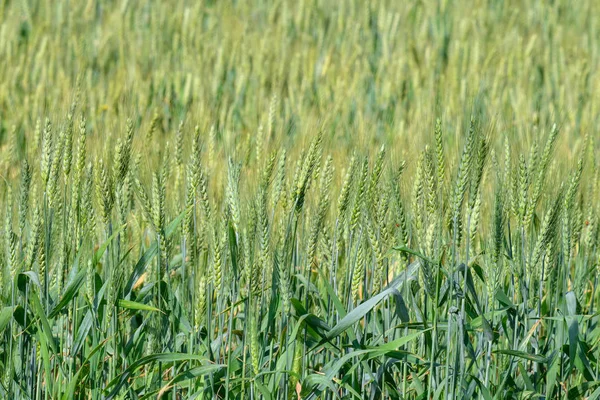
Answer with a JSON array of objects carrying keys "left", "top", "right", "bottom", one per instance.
[{"left": 1, "top": 0, "right": 597, "bottom": 162}]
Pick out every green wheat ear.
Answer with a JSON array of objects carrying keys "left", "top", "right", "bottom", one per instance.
[
  {"left": 412, "top": 152, "right": 425, "bottom": 248},
  {"left": 352, "top": 240, "right": 365, "bottom": 305},
  {"left": 18, "top": 160, "right": 32, "bottom": 237}
]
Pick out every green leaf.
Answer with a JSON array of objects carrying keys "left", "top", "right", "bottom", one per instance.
[
  {"left": 17, "top": 271, "right": 42, "bottom": 293},
  {"left": 567, "top": 381, "right": 600, "bottom": 399},
  {"left": 326, "top": 286, "right": 394, "bottom": 340},
  {"left": 304, "top": 338, "right": 425, "bottom": 399},
  {"left": 93, "top": 223, "right": 127, "bottom": 265},
  {"left": 493, "top": 349, "right": 547, "bottom": 363},
  {"left": 392, "top": 289, "right": 410, "bottom": 323},
  {"left": 158, "top": 364, "right": 226, "bottom": 396},
  {"left": 64, "top": 339, "right": 108, "bottom": 400},
  {"left": 254, "top": 380, "right": 274, "bottom": 400},
  {"left": 588, "top": 385, "right": 600, "bottom": 400},
  {"left": 546, "top": 353, "right": 559, "bottom": 398},
  {"left": 568, "top": 317, "right": 578, "bottom": 370},
  {"left": 472, "top": 376, "right": 493, "bottom": 400},
  {"left": 49, "top": 268, "right": 86, "bottom": 318},
  {"left": 317, "top": 268, "right": 347, "bottom": 318},
  {"left": 495, "top": 289, "right": 515, "bottom": 308},
  {"left": 0, "top": 306, "right": 15, "bottom": 333},
  {"left": 124, "top": 242, "right": 157, "bottom": 296},
  {"left": 30, "top": 291, "right": 58, "bottom": 354},
  {"left": 72, "top": 310, "right": 93, "bottom": 356},
  {"left": 123, "top": 209, "right": 186, "bottom": 297},
  {"left": 290, "top": 298, "right": 331, "bottom": 338},
  {"left": 105, "top": 352, "right": 208, "bottom": 399},
  {"left": 366, "top": 329, "right": 431, "bottom": 357},
  {"left": 118, "top": 299, "right": 162, "bottom": 313},
  {"left": 303, "top": 374, "right": 340, "bottom": 396},
  {"left": 518, "top": 362, "right": 534, "bottom": 391},
  {"left": 566, "top": 291, "right": 577, "bottom": 316},
  {"left": 391, "top": 246, "right": 437, "bottom": 265},
  {"left": 13, "top": 305, "right": 35, "bottom": 334}
]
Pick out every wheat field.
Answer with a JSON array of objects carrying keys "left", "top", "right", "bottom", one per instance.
[{"left": 1, "top": 1, "right": 599, "bottom": 399}]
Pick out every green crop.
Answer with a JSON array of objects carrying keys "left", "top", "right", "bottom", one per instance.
[{"left": 1, "top": 1, "right": 599, "bottom": 399}]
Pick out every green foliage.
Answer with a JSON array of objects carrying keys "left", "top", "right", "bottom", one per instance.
[{"left": 0, "top": 1, "right": 599, "bottom": 399}]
